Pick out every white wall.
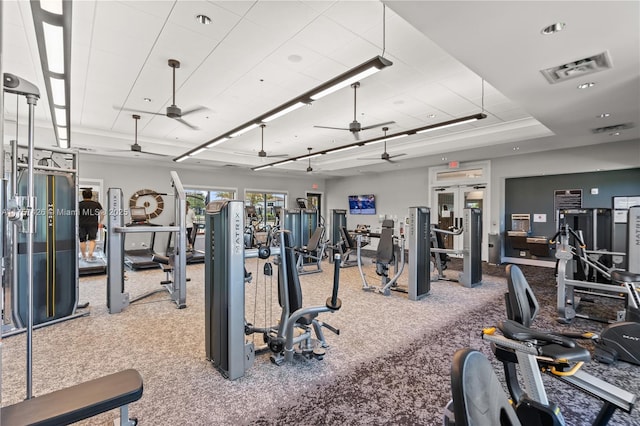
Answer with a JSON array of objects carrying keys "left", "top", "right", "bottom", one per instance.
[
  {"left": 79, "top": 155, "right": 326, "bottom": 249},
  {"left": 325, "top": 139, "right": 640, "bottom": 258},
  {"left": 77, "top": 139, "right": 638, "bottom": 254}
]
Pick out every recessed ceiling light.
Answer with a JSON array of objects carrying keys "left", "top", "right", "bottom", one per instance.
[
  {"left": 513, "top": 146, "right": 520, "bottom": 151},
  {"left": 143, "top": 97, "right": 151, "bottom": 102},
  {"left": 541, "top": 22, "right": 566, "bottom": 35},
  {"left": 597, "top": 113, "right": 610, "bottom": 118},
  {"left": 428, "top": 114, "right": 436, "bottom": 118},
  {"left": 609, "top": 132, "right": 621, "bottom": 136},
  {"left": 196, "top": 14, "right": 211, "bottom": 25},
  {"left": 577, "top": 82, "right": 595, "bottom": 89},
  {"left": 441, "top": 156, "right": 447, "bottom": 161}
]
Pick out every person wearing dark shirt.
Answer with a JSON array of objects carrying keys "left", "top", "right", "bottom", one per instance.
[{"left": 78, "top": 189, "right": 104, "bottom": 260}]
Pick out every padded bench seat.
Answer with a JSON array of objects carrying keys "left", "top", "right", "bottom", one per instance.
[{"left": 2, "top": 369, "right": 143, "bottom": 426}]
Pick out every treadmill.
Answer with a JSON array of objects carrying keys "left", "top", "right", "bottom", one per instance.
[
  {"left": 165, "top": 222, "right": 205, "bottom": 264},
  {"left": 123, "top": 207, "right": 162, "bottom": 270},
  {"left": 79, "top": 234, "right": 107, "bottom": 275}
]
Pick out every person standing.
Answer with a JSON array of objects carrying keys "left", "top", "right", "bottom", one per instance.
[
  {"left": 185, "top": 201, "right": 196, "bottom": 251},
  {"left": 78, "top": 189, "right": 104, "bottom": 261}
]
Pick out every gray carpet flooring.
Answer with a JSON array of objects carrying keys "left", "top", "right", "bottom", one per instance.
[{"left": 2, "top": 257, "right": 639, "bottom": 425}]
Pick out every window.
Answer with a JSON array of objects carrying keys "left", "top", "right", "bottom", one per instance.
[{"left": 245, "top": 190, "right": 287, "bottom": 229}]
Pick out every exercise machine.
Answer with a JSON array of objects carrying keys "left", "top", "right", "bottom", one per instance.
[
  {"left": 555, "top": 207, "right": 639, "bottom": 324},
  {"left": 295, "top": 226, "right": 327, "bottom": 275},
  {"left": 204, "top": 200, "right": 342, "bottom": 380},
  {"left": 485, "top": 264, "right": 637, "bottom": 425},
  {"left": 2, "top": 88, "right": 87, "bottom": 337},
  {"left": 357, "top": 207, "right": 431, "bottom": 300},
  {"left": 330, "top": 209, "right": 347, "bottom": 261},
  {"left": 123, "top": 206, "right": 163, "bottom": 269},
  {"left": 358, "top": 219, "right": 405, "bottom": 295},
  {"left": 406, "top": 206, "right": 431, "bottom": 300},
  {"left": 1, "top": 69, "right": 143, "bottom": 424},
  {"left": 444, "top": 348, "right": 525, "bottom": 426},
  {"left": 431, "top": 208, "right": 482, "bottom": 287},
  {"left": 78, "top": 186, "right": 108, "bottom": 275},
  {"left": 106, "top": 171, "right": 188, "bottom": 313}
]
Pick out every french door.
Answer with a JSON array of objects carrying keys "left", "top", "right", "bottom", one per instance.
[{"left": 433, "top": 186, "right": 485, "bottom": 254}]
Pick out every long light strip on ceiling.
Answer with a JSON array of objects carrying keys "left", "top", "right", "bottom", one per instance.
[
  {"left": 251, "top": 113, "right": 487, "bottom": 171},
  {"left": 31, "top": 0, "right": 72, "bottom": 149},
  {"left": 173, "top": 56, "right": 392, "bottom": 162}
]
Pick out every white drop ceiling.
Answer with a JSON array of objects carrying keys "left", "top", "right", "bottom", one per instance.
[{"left": 2, "top": 1, "right": 639, "bottom": 176}]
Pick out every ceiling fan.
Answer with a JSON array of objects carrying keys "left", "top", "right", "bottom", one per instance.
[
  {"left": 234, "top": 124, "right": 288, "bottom": 159},
  {"left": 306, "top": 147, "right": 315, "bottom": 172},
  {"left": 358, "top": 127, "right": 406, "bottom": 163},
  {"left": 258, "top": 124, "right": 287, "bottom": 158},
  {"left": 128, "top": 114, "right": 167, "bottom": 157},
  {"left": 117, "top": 59, "right": 206, "bottom": 130},
  {"left": 314, "top": 82, "right": 395, "bottom": 140}
]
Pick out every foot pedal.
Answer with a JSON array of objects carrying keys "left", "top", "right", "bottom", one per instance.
[
  {"left": 313, "top": 347, "right": 326, "bottom": 360},
  {"left": 594, "top": 344, "right": 618, "bottom": 364}
]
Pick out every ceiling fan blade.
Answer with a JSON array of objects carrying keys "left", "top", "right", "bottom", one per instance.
[
  {"left": 138, "top": 151, "right": 169, "bottom": 157},
  {"left": 314, "top": 125, "right": 350, "bottom": 131},
  {"left": 359, "top": 121, "right": 396, "bottom": 131},
  {"left": 389, "top": 153, "right": 407, "bottom": 159},
  {"left": 114, "top": 106, "right": 165, "bottom": 116},
  {"left": 180, "top": 106, "right": 208, "bottom": 116},
  {"left": 175, "top": 117, "right": 199, "bottom": 130},
  {"left": 353, "top": 131, "right": 360, "bottom": 140},
  {"left": 267, "top": 154, "right": 289, "bottom": 158}
]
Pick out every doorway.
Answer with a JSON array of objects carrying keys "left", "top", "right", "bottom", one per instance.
[
  {"left": 433, "top": 186, "right": 485, "bottom": 253},
  {"left": 429, "top": 161, "right": 490, "bottom": 260}
]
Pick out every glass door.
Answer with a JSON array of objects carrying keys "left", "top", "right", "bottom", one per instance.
[{"left": 433, "top": 185, "right": 485, "bottom": 254}]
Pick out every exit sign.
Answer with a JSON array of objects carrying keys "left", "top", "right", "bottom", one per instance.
[{"left": 448, "top": 161, "right": 459, "bottom": 169}]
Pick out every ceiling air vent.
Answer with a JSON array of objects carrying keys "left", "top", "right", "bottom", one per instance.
[
  {"left": 591, "top": 122, "right": 634, "bottom": 134},
  {"left": 540, "top": 52, "right": 612, "bottom": 84}
]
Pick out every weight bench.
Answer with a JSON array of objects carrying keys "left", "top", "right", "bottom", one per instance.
[{"left": 2, "top": 368, "right": 143, "bottom": 426}]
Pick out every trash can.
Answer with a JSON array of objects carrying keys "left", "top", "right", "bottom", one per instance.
[{"left": 488, "top": 233, "right": 501, "bottom": 265}]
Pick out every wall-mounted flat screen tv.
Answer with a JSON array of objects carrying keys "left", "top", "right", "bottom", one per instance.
[{"left": 348, "top": 194, "right": 376, "bottom": 215}]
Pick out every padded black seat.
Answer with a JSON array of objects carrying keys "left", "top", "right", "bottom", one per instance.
[
  {"left": 450, "top": 348, "right": 522, "bottom": 426},
  {"left": 505, "top": 264, "right": 539, "bottom": 327},
  {"left": 279, "top": 231, "right": 317, "bottom": 328},
  {"left": 298, "top": 227, "right": 324, "bottom": 254},
  {"left": 1, "top": 369, "right": 143, "bottom": 426},
  {"left": 339, "top": 226, "right": 357, "bottom": 250},
  {"left": 611, "top": 270, "right": 640, "bottom": 283}
]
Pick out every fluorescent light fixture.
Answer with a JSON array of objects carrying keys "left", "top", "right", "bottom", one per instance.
[
  {"left": 42, "top": 22, "right": 64, "bottom": 74},
  {"left": 310, "top": 56, "right": 392, "bottom": 101},
  {"left": 415, "top": 115, "right": 482, "bottom": 134},
  {"left": 190, "top": 148, "right": 207, "bottom": 156},
  {"left": 49, "top": 77, "right": 65, "bottom": 106},
  {"left": 253, "top": 165, "right": 272, "bottom": 171},
  {"left": 310, "top": 68, "right": 379, "bottom": 100},
  {"left": 174, "top": 56, "right": 392, "bottom": 163},
  {"left": 54, "top": 107, "right": 66, "bottom": 126},
  {"left": 299, "top": 153, "right": 323, "bottom": 160},
  {"left": 175, "top": 155, "right": 189, "bottom": 163},
  {"left": 363, "top": 133, "right": 408, "bottom": 146},
  {"left": 330, "top": 145, "right": 359, "bottom": 154},
  {"left": 230, "top": 123, "right": 259, "bottom": 137},
  {"left": 274, "top": 159, "right": 295, "bottom": 166},
  {"left": 41, "top": 0, "right": 63, "bottom": 14},
  {"left": 206, "top": 137, "right": 229, "bottom": 148},
  {"left": 254, "top": 113, "right": 487, "bottom": 170},
  {"left": 262, "top": 102, "right": 306, "bottom": 122},
  {"left": 32, "top": 0, "right": 72, "bottom": 149}
]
